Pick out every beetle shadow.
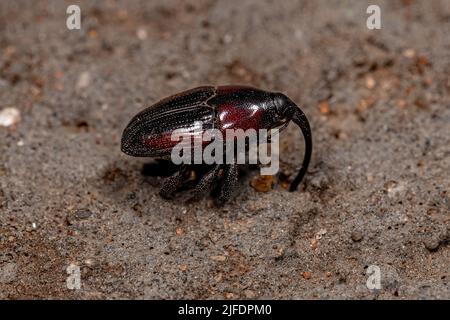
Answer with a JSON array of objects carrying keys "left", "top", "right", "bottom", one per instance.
[
  {"left": 94, "top": 158, "right": 260, "bottom": 213},
  {"left": 140, "top": 159, "right": 180, "bottom": 177},
  {"left": 92, "top": 159, "right": 171, "bottom": 205},
  {"left": 140, "top": 161, "right": 260, "bottom": 206}
]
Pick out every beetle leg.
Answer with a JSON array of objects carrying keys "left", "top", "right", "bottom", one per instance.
[
  {"left": 190, "top": 165, "right": 221, "bottom": 200},
  {"left": 215, "top": 164, "right": 238, "bottom": 206},
  {"left": 159, "top": 165, "right": 189, "bottom": 199}
]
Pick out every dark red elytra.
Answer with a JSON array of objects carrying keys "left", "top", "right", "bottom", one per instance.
[{"left": 121, "top": 85, "right": 312, "bottom": 196}]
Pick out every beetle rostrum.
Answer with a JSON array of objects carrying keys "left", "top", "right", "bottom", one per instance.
[{"left": 121, "top": 85, "right": 312, "bottom": 205}]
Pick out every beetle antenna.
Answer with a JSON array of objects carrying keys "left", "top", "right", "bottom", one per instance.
[{"left": 289, "top": 107, "right": 312, "bottom": 191}]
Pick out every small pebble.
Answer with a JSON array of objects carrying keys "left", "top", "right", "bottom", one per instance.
[
  {"left": 318, "top": 101, "right": 330, "bottom": 114},
  {"left": 76, "top": 72, "right": 91, "bottom": 90},
  {"left": 250, "top": 175, "right": 274, "bottom": 192},
  {"left": 88, "top": 29, "right": 98, "bottom": 38},
  {"left": 175, "top": 227, "right": 184, "bottom": 235},
  {"left": 423, "top": 238, "right": 440, "bottom": 252},
  {"left": 397, "top": 99, "right": 407, "bottom": 109},
  {"left": 136, "top": 27, "right": 148, "bottom": 40},
  {"left": 315, "top": 228, "right": 327, "bottom": 240},
  {"left": 0, "top": 108, "right": 21, "bottom": 127},
  {"left": 402, "top": 48, "right": 416, "bottom": 58},
  {"left": 336, "top": 131, "right": 348, "bottom": 140},
  {"left": 84, "top": 259, "right": 95, "bottom": 266},
  {"left": 67, "top": 209, "right": 93, "bottom": 225},
  {"left": 310, "top": 238, "right": 318, "bottom": 250},
  {"left": 74, "top": 209, "right": 93, "bottom": 219},
  {"left": 210, "top": 255, "right": 227, "bottom": 262},
  {"left": 302, "top": 271, "right": 312, "bottom": 280},
  {"left": 178, "top": 264, "right": 188, "bottom": 271},
  {"left": 351, "top": 231, "right": 363, "bottom": 242},
  {"left": 385, "top": 180, "right": 406, "bottom": 198},
  {"left": 365, "top": 76, "right": 376, "bottom": 89},
  {"left": 223, "top": 34, "right": 232, "bottom": 44},
  {"left": 309, "top": 172, "right": 329, "bottom": 190}
]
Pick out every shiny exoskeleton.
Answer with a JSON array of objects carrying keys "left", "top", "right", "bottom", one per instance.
[{"left": 121, "top": 85, "right": 312, "bottom": 205}]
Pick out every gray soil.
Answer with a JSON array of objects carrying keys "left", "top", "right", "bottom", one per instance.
[{"left": 0, "top": 0, "right": 449, "bottom": 299}]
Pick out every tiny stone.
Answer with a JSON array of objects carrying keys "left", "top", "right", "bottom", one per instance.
[
  {"left": 309, "top": 172, "right": 329, "bottom": 190},
  {"left": 315, "top": 228, "right": 327, "bottom": 240},
  {"left": 302, "top": 271, "right": 312, "bottom": 280},
  {"left": 74, "top": 209, "right": 93, "bottom": 219},
  {"left": 310, "top": 238, "right": 318, "bottom": 250},
  {"left": 397, "top": 99, "right": 407, "bottom": 109},
  {"left": 84, "top": 259, "right": 95, "bottom": 266},
  {"left": 67, "top": 209, "right": 93, "bottom": 224},
  {"left": 365, "top": 76, "right": 376, "bottom": 89},
  {"left": 136, "top": 27, "right": 148, "bottom": 40},
  {"left": 0, "top": 108, "right": 21, "bottom": 127},
  {"left": 178, "top": 264, "right": 188, "bottom": 271},
  {"left": 337, "top": 131, "right": 348, "bottom": 140},
  {"left": 88, "top": 29, "right": 98, "bottom": 38},
  {"left": 423, "top": 238, "right": 440, "bottom": 252},
  {"left": 76, "top": 72, "right": 91, "bottom": 90},
  {"left": 351, "top": 231, "right": 363, "bottom": 242},
  {"left": 223, "top": 34, "right": 232, "bottom": 44},
  {"left": 318, "top": 101, "right": 330, "bottom": 114},
  {"left": 403, "top": 48, "right": 416, "bottom": 58},
  {"left": 250, "top": 175, "right": 274, "bottom": 192},
  {"left": 210, "top": 255, "right": 227, "bottom": 262}
]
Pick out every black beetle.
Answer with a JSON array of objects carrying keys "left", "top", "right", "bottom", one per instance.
[{"left": 121, "top": 85, "right": 312, "bottom": 205}]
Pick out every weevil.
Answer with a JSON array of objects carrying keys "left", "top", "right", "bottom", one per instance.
[{"left": 121, "top": 85, "right": 312, "bottom": 205}]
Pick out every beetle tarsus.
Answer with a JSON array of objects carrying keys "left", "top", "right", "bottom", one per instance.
[
  {"left": 159, "top": 165, "right": 189, "bottom": 199},
  {"left": 190, "top": 165, "right": 221, "bottom": 200},
  {"left": 215, "top": 164, "right": 238, "bottom": 206}
]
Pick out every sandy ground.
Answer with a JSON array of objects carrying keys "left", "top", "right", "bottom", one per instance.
[{"left": 0, "top": 0, "right": 449, "bottom": 299}]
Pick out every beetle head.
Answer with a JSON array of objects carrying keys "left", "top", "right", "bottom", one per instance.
[{"left": 272, "top": 92, "right": 298, "bottom": 119}]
